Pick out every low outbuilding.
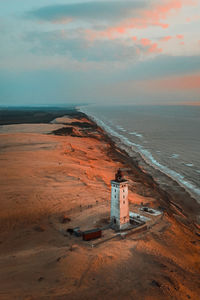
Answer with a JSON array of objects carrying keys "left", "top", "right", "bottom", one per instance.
[{"left": 82, "top": 228, "right": 102, "bottom": 241}]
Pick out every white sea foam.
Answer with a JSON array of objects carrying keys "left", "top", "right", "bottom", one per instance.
[
  {"left": 129, "top": 132, "right": 143, "bottom": 138},
  {"left": 185, "top": 163, "right": 194, "bottom": 167},
  {"left": 79, "top": 107, "right": 200, "bottom": 200},
  {"left": 116, "top": 126, "right": 126, "bottom": 132},
  {"left": 170, "top": 153, "right": 180, "bottom": 159}
]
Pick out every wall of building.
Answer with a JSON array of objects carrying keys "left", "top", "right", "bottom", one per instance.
[
  {"left": 110, "top": 180, "right": 129, "bottom": 229},
  {"left": 119, "top": 183, "right": 129, "bottom": 225},
  {"left": 110, "top": 182, "right": 120, "bottom": 223}
]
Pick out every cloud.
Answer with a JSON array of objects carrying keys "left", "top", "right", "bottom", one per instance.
[
  {"left": 25, "top": 0, "right": 198, "bottom": 45},
  {"left": 176, "top": 34, "right": 184, "bottom": 39},
  {"left": 160, "top": 35, "right": 172, "bottom": 42},
  {"left": 24, "top": 30, "right": 151, "bottom": 63},
  {"left": 136, "top": 38, "right": 162, "bottom": 53},
  {"left": 148, "top": 43, "right": 162, "bottom": 53},
  {"left": 117, "top": 55, "right": 200, "bottom": 81},
  {"left": 84, "top": 0, "right": 196, "bottom": 40},
  {"left": 181, "top": 101, "right": 200, "bottom": 106},
  {"left": 96, "top": 70, "right": 200, "bottom": 104},
  {"left": 26, "top": 1, "right": 148, "bottom": 22},
  {"left": 141, "top": 72, "right": 200, "bottom": 90},
  {"left": 1, "top": 55, "right": 200, "bottom": 106}
]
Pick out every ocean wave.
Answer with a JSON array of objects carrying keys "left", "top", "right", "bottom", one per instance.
[
  {"left": 185, "top": 163, "right": 194, "bottom": 167},
  {"left": 116, "top": 126, "right": 126, "bottom": 132},
  {"left": 129, "top": 132, "right": 143, "bottom": 138},
  {"left": 170, "top": 153, "right": 180, "bottom": 159},
  {"left": 79, "top": 107, "right": 200, "bottom": 200}
]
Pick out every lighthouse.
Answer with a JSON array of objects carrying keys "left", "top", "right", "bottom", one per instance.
[{"left": 110, "top": 169, "right": 130, "bottom": 230}]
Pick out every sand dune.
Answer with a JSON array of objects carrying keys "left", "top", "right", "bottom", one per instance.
[{"left": 0, "top": 115, "right": 199, "bottom": 299}]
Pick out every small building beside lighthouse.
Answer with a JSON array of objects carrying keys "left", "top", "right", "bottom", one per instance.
[{"left": 110, "top": 169, "right": 130, "bottom": 230}]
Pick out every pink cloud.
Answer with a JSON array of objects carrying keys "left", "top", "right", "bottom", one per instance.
[
  {"left": 181, "top": 101, "right": 200, "bottom": 106},
  {"left": 186, "top": 14, "right": 200, "bottom": 23},
  {"left": 176, "top": 34, "right": 184, "bottom": 39},
  {"left": 148, "top": 43, "right": 162, "bottom": 53},
  {"left": 160, "top": 35, "right": 172, "bottom": 42},
  {"left": 145, "top": 73, "right": 200, "bottom": 90},
  {"left": 139, "top": 38, "right": 162, "bottom": 54},
  {"left": 140, "top": 38, "right": 151, "bottom": 46},
  {"left": 85, "top": 0, "right": 195, "bottom": 41}
]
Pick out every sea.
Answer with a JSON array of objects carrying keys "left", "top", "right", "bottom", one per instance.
[{"left": 79, "top": 105, "right": 200, "bottom": 202}]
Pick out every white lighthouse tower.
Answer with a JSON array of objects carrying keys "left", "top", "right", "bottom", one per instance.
[{"left": 110, "top": 169, "right": 130, "bottom": 230}]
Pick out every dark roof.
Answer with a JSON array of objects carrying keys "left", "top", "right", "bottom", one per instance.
[
  {"left": 111, "top": 179, "right": 128, "bottom": 183},
  {"left": 83, "top": 228, "right": 101, "bottom": 234}
]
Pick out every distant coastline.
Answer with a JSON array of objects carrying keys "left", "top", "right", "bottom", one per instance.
[{"left": 0, "top": 106, "right": 80, "bottom": 125}]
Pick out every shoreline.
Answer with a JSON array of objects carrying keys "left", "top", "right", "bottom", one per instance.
[
  {"left": 0, "top": 107, "right": 199, "bottom": 229},
  {"left": 0, "top": 107, "right": 200, "bottom": 299},
  {"left": 77, "top": 112, "right": 200, "bottom": 230},
  {"left": 80, "top": 110, "right": 200, "bottom": 216},
  {"left": 49, "top": 108, "right": 199, "bottom": 232},
  {"left": 79, "top": 107, "right": 200, "bottom": 203}
]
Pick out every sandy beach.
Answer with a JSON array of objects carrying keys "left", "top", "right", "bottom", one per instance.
[{"left": 0, "top": 108, "right": 199, "bottom": 300}]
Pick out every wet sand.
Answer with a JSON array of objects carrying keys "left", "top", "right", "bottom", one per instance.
[{"left": 0, "top": 108, "right": 199, "bottom": 299}]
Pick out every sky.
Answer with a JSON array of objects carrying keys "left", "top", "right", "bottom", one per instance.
[{"left": 0, "top": 0, "right": 200, "bottom": 106}]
